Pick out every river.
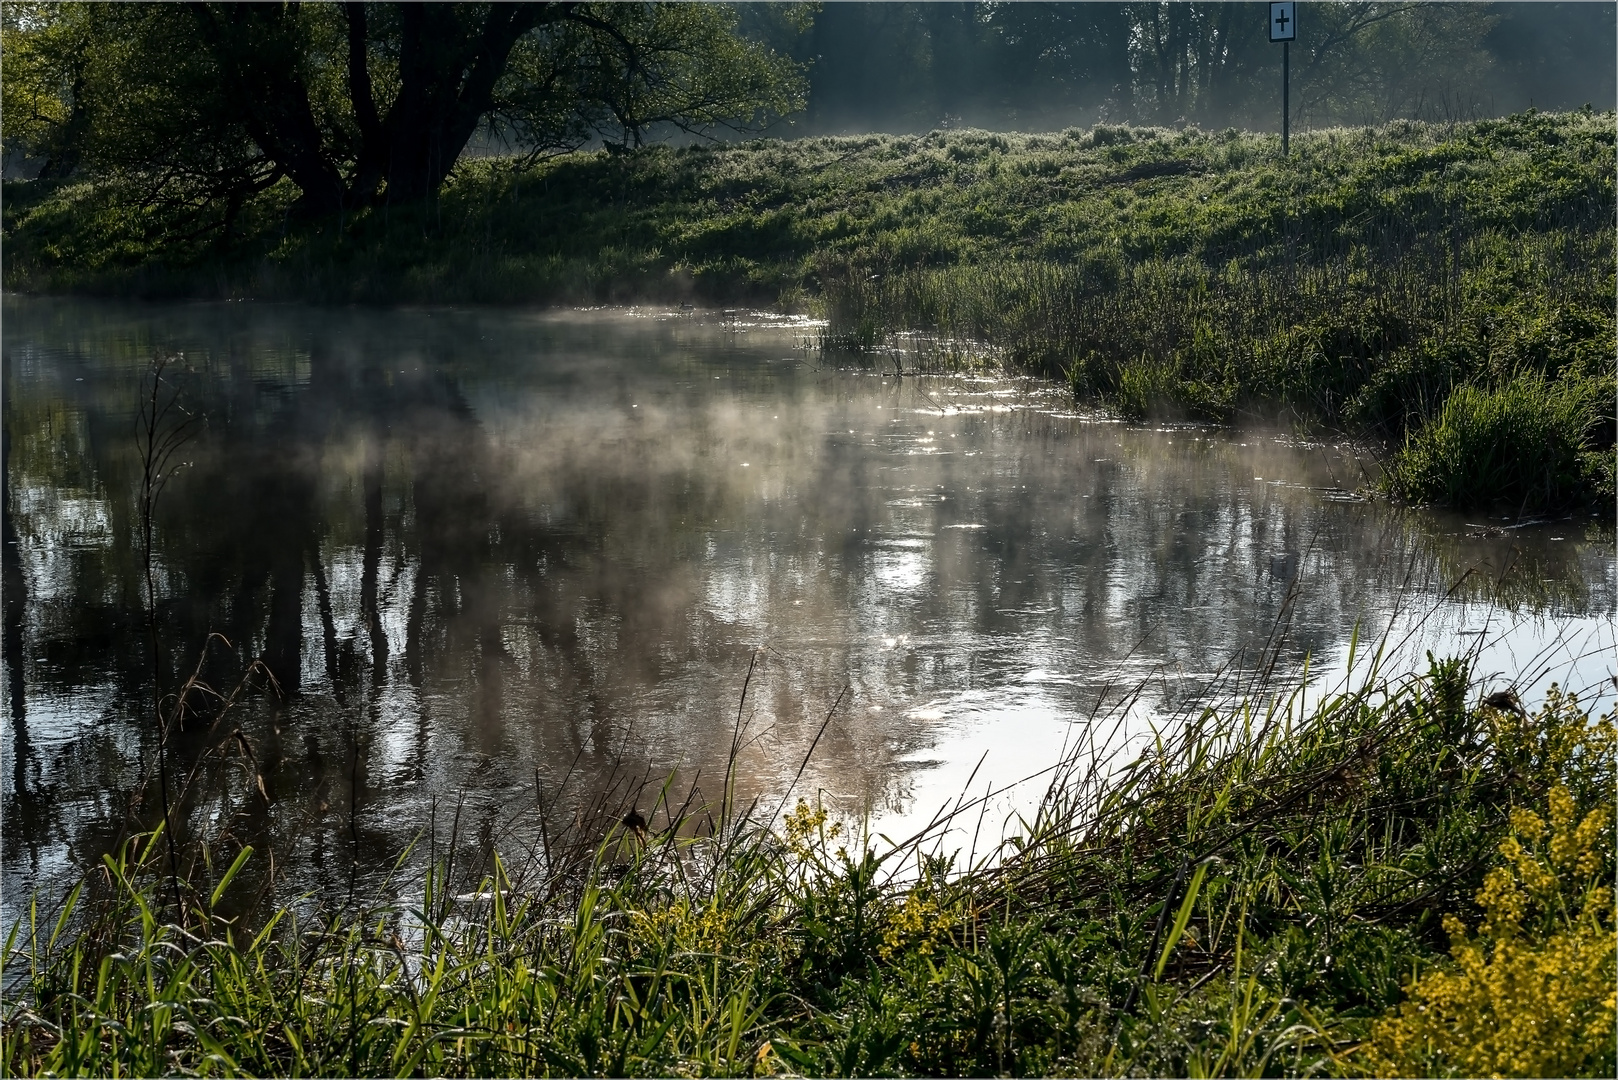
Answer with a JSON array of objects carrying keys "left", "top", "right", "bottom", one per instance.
[{"left": 3, "top": 297, "right": 1613, "bottom": 914}]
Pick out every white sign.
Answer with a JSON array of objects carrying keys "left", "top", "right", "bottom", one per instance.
[{"left": 1269, "top": 1, "right": 1296, "bottom": 42}]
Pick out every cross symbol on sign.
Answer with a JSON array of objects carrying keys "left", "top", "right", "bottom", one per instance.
[{"left": 1269, "top": 2, "right": 1296, "bottom": 41}]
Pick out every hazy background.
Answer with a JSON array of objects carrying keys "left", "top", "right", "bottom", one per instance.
[
  {"left": 740, "top": 1, "right": 1617, "bottom": 135},
  {"left": 5, "top": 3, "right": 1613, "bottom": 181}
]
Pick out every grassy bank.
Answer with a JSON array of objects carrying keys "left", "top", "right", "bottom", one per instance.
[
  {"left": 5, "top": 650, "right": 1614, "bottom": 1077},
  {"left": 4, "top": 112, "right": 1614, "bottom": 510}
]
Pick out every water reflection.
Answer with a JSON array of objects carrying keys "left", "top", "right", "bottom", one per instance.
[{"left": 3, "top": 297, "right": 1613, "bottom": 909}]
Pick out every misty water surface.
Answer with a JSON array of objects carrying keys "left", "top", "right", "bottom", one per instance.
[{"left": 3, "top": 297, "right": 1613, "bottom": 909}]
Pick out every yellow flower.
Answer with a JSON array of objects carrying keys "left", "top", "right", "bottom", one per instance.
[
  {"left": 781, "top": 799, "right": 841, "bottom": 860},
  {"left": 1364, "top": 781, "right": 1616, "bottom": 1077},
  {"left": 1508, "top": 806, "right": 1545, "bottom": 842},
  {"left": 879, "top": 888, "right": 954, "bottom": 960},
  {"left": 1548, "top": 785, "right": 1576, "bottom": 831}
]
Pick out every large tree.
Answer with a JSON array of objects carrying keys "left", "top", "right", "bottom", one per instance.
[{"left": 2, "top": 2, "right": 806, "bottom": 216}]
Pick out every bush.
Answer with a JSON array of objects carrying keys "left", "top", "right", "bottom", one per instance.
[{"left": 1363, "top": 697, "right": 1617, "bottom": 1077}]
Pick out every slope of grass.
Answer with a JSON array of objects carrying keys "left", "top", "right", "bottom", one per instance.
[
  {"left": 4, "top": 111, "right": 1614, "bottom": 509},
  {"left": 4, "top": 652, "right": 1614, "bottom": 1077}
]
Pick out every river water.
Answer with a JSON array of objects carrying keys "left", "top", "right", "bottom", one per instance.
[{"left": 3, "top": 298, "right": 1613, "bottom": 911}]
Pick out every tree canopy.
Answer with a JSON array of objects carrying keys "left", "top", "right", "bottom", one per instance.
[
  {"left": 745, "top": 1, "right": 1614, "bottom": 134},
  {"left": 1, "top": 2, "right": 807, "bottom": 216}
]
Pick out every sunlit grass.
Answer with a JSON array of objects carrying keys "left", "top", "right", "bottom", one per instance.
[{"left": 1384, "top": 373, "right": 1613, "bottom": 510}]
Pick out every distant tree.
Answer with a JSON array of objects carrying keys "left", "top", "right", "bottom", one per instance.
[
  {"left": 1294, "top": 2, "right": 1500, "bottom": 126},
  {"left": 1117, "top": 2, "right": 1503, "bottom": 130},
  {"left": 792, "top": 2, "right": 937, "bottom": 132},
  {"left": 982, "top": 3, "right": 1135, "bottom": 126},
  {"left": 1486, "top": 2, "right": 1616, "bottom": 113},
  {"left": 1126, "top": 1, "right": 1258, "bottom": 126},
  {"left": 1, "top": 2, "right": 806, "bottom": 214},
  {"left": 739, "top": 1, "right": 1601, "bottom": 136}
]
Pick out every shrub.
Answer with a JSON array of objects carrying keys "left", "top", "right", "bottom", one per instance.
[{"left": 1363, "top": 738, "right": 1617, "bottom": 1078}]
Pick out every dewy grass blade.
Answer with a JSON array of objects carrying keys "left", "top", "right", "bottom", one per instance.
[{"left": 208, "top": 847, "right": 254, "bottom": 911}]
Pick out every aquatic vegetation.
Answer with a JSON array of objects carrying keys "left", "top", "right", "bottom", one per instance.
[
  {"left": 5, "top": 652, "right": 1614, "bottom": 1077},
  {"left": 1384, "top": 373, "right": 1615, "bottom": 509}
]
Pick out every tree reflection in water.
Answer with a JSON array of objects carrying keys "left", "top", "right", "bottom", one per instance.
[{"left": 2, "top": 298, "right": 1612, "bottom": 915}]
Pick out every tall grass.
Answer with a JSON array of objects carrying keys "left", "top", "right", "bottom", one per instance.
[
  {"left": 1384, "top": 373, "right": 1614, "bottom": 510},
  {"left": 6, "top": 643, "right": 1613, "bottom": 1077}
]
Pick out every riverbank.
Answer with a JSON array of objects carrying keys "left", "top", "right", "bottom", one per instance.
[
  {"left": 4, "top": 112, "right": 1614, "bottom": 511},
  {"left": 4, "top": 651, "right": 1613, "bottom": 1078}
]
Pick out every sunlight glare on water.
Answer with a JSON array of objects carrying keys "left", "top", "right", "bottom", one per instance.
[{"left": 2, "top": 298, "right": 1612, "bottom": 904}]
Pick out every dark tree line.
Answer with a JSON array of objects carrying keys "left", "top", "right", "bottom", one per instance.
[
  {"left": 3, "top": 3, "right": 1613, "bottom": 219},
  {"left": 2, "top": 2, "right": 806, "bottom": 216},
  {"left": 742, "top": 2, "right": 1615, "bottom": 134}
]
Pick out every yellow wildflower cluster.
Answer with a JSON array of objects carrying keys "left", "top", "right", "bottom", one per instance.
[
  {"left": 1364, "top": 785, "right": 1616, "bottom": 1078},
  {"left": 781, "top": 799, "right": 843, "bottom": 861},
  {"left": 879, "top": 888, "right": 954, "bottom": 961},
  {"left": 634, "top": 897, "right": 757, "bottom": 958},
  {"left": 1488, "top": 686, "right": 1616, "bottom": 786}
]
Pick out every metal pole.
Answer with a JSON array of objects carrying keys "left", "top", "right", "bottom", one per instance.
[{"left": 1282, "top": 40, "right": 1290, "bottom": 156}]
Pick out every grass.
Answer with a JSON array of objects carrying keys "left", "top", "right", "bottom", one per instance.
[
  {"left": 3, "top": 110, "right": 1614, "bottom": 509},
  {"left": 5, "top": 642, "right": 1614, "bottom": 1077},
  {"left": 1383, "top": 373, "right": 1614, "bottom": 510}
]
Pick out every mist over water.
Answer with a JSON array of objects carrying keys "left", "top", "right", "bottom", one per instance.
[{"left": 3, "top": 298, "right": 1613, "bottom": 910}]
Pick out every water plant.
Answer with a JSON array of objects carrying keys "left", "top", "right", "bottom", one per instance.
[{"left": 1382, "top": 373, "right": 1614, "bottom": 510}]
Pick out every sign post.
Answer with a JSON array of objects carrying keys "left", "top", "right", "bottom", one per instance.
[{"left": 1269, "top": 2, "right": 1296, "bottom": 155}]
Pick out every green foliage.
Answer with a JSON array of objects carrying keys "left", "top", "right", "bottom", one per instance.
[
  {"left": 0, "top": 3, "right": 85, "bottom": 175},
  {"left": 1362, "top": 699, "right": 1617, "bottom": 1078},
  {"left": 0, "top": 2, "right": 807, "bottom": 216},
  {"left": 3, "top": 3, "right": 282, "bottom": 208},
  {"left": 5, "top": 653, "right": 1614, "bottom": 1077},
  {"left": 1384, "top": 373, "right": 1615, "bottom": 510},
  {"left": 558, "top": 2, "right": 807, "bottom": 148}
]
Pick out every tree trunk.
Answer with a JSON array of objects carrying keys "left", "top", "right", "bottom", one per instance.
[
  {"left": 195, "top": 1, "right": 573, "bottom": 215},
  {"left": 378, "top": 3, "right": 558, "bottom": 204},
  {"left": 191, "top": 3, "right": 345, "bottom": 216},
  {"left": 343, "top": 2, "right": 389, "bottom": 207},
  {"left": 36, "top": 72, "right": 89, "bottom": 179}
]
